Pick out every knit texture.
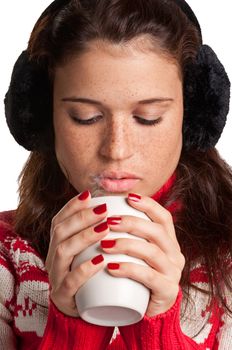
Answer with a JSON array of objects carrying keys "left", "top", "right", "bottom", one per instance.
[{"left": 0, "top": 174, "right": 232, "bottom": 349}]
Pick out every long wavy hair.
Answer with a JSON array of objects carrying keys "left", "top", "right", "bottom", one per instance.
[{"left": 13, "top": 0, "right": 232, "bottom": 321}]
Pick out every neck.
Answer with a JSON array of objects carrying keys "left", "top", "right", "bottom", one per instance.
[
  {"left": 151, "top": 172, "right": 177, "bottom": 203},
  {"left": 150, "top": 171, "right": 181, "bottom": 219}
]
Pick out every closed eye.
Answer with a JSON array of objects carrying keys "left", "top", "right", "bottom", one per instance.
[{"left": 70, "top": 114, "right": 163, "bottom": 126}]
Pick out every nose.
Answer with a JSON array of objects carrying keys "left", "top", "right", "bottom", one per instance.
[{"left": 99, "top": 116, "right": 135, "bottom": 161}]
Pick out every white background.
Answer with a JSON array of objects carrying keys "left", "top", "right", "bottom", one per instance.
[{"left": 0, "top": 1, "right": 231, "bottom": 211}]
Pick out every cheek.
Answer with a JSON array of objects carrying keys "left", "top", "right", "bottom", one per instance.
[
  {"left": 148, "top": 116, "right": 182, "bottom": 146},
  {"left": 163, "top": 103, "right": 183, "bottom": 144},
  {"left": 54, "top": 121, "right": 79, "bottom": 164},
  {"left": 54, "top": 121, "right": 97, "bottom": 172},
  {"left": 57, "top": 136, "right": 83, "bottom": 163},
  {"left": 143, "top": 112, "right": 183, "bottom": 166}
]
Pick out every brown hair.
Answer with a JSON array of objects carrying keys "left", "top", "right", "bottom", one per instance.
[{"left": 14, "top": 0, "right": 232, "bottom": 320}]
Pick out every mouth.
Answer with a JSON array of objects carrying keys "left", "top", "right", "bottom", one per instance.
[
  {"left": 99, "top": 178, "right": 140, "bottom": 192},
  {"left": 90, "top": 170, "right": 141, "bottom": 193},
  {"left": 99, "top": 172, "right": 140, "bottom": 192}
]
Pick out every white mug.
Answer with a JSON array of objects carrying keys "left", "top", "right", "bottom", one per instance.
[{"left": 71, "top": 195, "right": 151, "bottom": 326}]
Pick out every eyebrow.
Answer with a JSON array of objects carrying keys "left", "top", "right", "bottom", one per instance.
[{"left": 61, "top": 96, "right": 174, "bottom": 105}]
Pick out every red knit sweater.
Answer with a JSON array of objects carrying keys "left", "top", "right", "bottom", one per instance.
[{"left": 0, "top": 174, "right": 231, "bottom": 349}]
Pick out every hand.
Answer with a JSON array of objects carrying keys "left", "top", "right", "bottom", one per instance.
[
  {"left": 45, "top": 190, "right": 110, "bottom": 317},
  {"left": 101, "top": 193, "right": 185, "bottom": 317}
]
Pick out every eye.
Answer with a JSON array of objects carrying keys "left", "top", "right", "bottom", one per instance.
[
  {"left": 70, "top": 114, "right": 162, "bottom": 126},
  {"left": 134, "top": 116, "right": 163, "bottom": 126},
  {"left": 70, "top": 115, "right": 102, "bottom": 125}
]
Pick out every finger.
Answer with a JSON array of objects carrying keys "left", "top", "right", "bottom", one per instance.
[
  {"left": 49, "top": 221, "right": 109, "bottom": 286},
  {"left": 51, "top": 254, "right": 105, "bottom": 316},
  {"left": 102, "top": 238, "right": 182, "bottom": 280},
  {"left": 54, "top": 254, "right": 105, "bottom": 298},
  {"left": 107, "top": 261, "right": 179, "bottom": 299},
  {"left": 127, "top": 194, "right": 177, "bottom": 241},
  {"left": 46, "top": 203, "right": 108, "bottom": 270},
  {"left": 107, "top": 215, "right": 181, "bottom": 258},
  {"left": 51, "top": 190, "right": 92, "bottom": 228},
  {"left": 51, "top": 203, "right": 108, "bottom": 245}
]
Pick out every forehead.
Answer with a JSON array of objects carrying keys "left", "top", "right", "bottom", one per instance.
[{"left": 54, "top": 37, "right": 182, "bottom": 104}]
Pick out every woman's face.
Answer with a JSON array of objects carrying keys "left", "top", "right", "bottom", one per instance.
[{"left": 53, "top": 38, "right": 183, "bottom": 197}]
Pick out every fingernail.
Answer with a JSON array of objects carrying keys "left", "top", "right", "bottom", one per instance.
[
  {"left": 78, "top": 190, "right": 90, "bottom": 200},
  {"left": 91, "top": 254, "right": 104, "bottom": 265},
  {"left": 93, "top": 203, "right": 107, "bottom": 215},
  {"left": 107, "top": 217, "right": 122, "bottom": 225},
  {"left": 107, "top": 263, "right": 120, "bottom": 270},
  {"left": 101, "top": 240, "right": 116, "bottom": 248},
  {"left": 94, "top": 221, "right": 109, "bottom": 233},
  {"left": 128, "top": 193, "right": 141, "bottom": 202}
]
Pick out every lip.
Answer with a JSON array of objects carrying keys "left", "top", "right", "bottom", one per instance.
[
  {"left": 100, "top": 170, "right": 139, "bottom": 180},
  {"left": 99, "top": 178, "right": 140, "bottom": 192}
]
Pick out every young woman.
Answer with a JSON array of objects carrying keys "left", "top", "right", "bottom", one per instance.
[{"left": 1, "top": 0, "right": 231, "bottom": 349}]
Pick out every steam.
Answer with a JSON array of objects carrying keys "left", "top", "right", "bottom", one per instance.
[{"left": 88, "top": 172, "right": 108, "bottom": 198}]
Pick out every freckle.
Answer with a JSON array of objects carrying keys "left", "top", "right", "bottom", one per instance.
[{"left": 87, "top": 140, "right": 94, "bottom": 148}]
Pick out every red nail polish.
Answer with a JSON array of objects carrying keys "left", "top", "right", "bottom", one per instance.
[
  {"left": 101, "top": 240, "right": 116, "bottom": 248},
  {"left": 128, "top": 193, "right": 141, "bottom": 202},
  {"left": 94, "top": 221, "right": 109, "bottom": 233},
  {"left": 78, "top": 190, "right": 90, "bottom": 200},
  {"left": 107, "top": 263, "right": 120, "bottom": 270},
  {"left": 93, "top": 203, "right": 107, "bottom": 215},
  {"left": 107, "top": 217, "right": 122, "bottom": 225},
  {"left": 91, "top": 254, "right": 104, "bottom": 265}
]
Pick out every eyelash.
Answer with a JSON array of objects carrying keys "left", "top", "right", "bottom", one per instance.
[{"left": 70, "top": 115, "right": 162, "bottom": 126}]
